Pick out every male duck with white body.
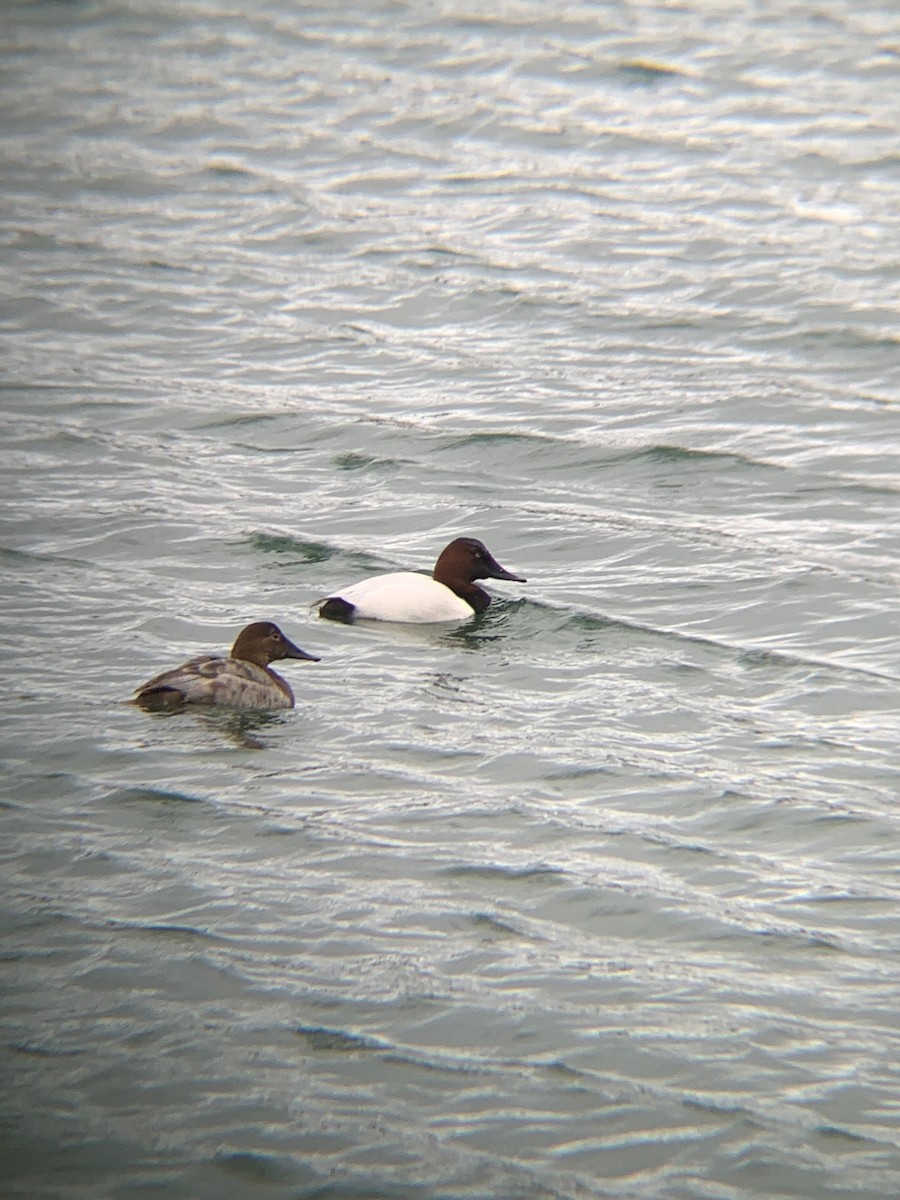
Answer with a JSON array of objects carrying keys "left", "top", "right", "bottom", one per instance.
[
  {"left": 134, "top": 621, "right": 319, "bottom": 710},
  {"left": 318, "top": 537, "right": 526, "bottom": 624}
]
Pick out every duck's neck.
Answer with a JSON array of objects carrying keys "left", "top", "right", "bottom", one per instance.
[
  {"left": 265, "top": 666, "right": 295, "bottom": 704},
  {"left": 432, "top": 563, "right": 492, "bottom": 612},
  {"left": 452, "top": 581, "right": 491, "bottom": 612}
]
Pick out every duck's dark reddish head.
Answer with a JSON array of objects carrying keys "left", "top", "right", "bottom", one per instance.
[{"left": 433, "top": 538, "right": 526, "bottom": 587}]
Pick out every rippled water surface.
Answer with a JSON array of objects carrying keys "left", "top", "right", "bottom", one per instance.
[{"left": 2, "top": 1, "right": 900, "bottom": 1197}]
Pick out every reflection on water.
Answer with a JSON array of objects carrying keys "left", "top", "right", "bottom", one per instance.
[
  {"left": 135, "top": 706, "right": 295, "bottom": 752},
  {"left": 193, "top": 708, "right": 293, "bottom": 751}
]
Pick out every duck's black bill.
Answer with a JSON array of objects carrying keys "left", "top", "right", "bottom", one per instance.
[
  {"left": 485, "top": 554, "right": 526, "bottom": 583},
  {"left": 284, "top": 639, "right": 321, "bottom": 661}
]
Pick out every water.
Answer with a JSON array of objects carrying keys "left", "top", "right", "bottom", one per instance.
[{"left": 2, "top": 1, "right": 899, "bottom": 1197}]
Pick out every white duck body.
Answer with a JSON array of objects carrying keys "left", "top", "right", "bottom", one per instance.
[{"left": 331, "top": 571, "right": 475, "bottom": 623}]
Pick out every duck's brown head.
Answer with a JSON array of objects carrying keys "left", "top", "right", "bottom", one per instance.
[{"left": 230, "top": 621, "right": 320, "bottom": 668}]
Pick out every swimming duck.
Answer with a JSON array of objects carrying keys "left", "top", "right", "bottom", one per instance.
[
  {"left": 134, "top": 621, "right": 319, "bottom": 710},
  {"left": 318, "top": 537, "right": 526, "bottom": 624}
]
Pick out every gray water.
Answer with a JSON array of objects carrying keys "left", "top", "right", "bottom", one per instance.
[{"left": 2, "top": 2, "right": 900, "bottom": 1197}]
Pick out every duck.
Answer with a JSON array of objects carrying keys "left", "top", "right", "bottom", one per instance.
[
  {"left": 134, "top": 621, "right": 319, "bottom": 710},
  {"left": 317, "top": 537, "right": 526, "bottom": 624}
]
